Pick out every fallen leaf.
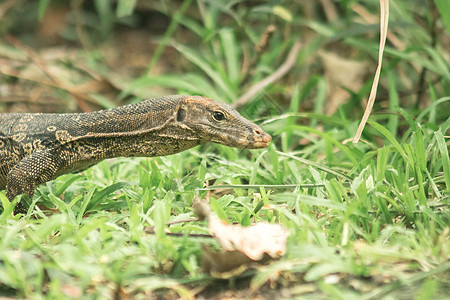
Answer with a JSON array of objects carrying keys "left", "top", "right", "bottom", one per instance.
[
  {"left": 320, "top": 50, "right": 369, "bottom": 115},
  {"left": 202, "top": 245, "right": 261, "bottom": 275},
  {"left": 194, "top": 200, "right": 289, "bottom": 275},
  {"left": 208, "top": 216, "right": 289, "bottom": 260}
]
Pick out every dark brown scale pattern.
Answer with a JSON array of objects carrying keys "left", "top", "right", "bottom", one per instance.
[{"left": 0, "top": 95, "right": 271, "bottom": 213}]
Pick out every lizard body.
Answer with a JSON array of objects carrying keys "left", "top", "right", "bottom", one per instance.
[{"left": 0, "top": 95, "right": 271, "bottom": 212}]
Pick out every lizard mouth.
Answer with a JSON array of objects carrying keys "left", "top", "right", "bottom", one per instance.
[{"left": 250, "top": 132, "right": 272, "bottom": 149}]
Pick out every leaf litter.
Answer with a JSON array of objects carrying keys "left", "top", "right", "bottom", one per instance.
[{"left": 193, "top": 199, "right": 289, "bottom": 276}]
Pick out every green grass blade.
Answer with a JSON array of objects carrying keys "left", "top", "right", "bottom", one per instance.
[
  {"left": 368, "top": 120, "right": 409, "bottom": 162},
  {"left": 434, "top": 130, "right": 450, "bottom": 193},
  {"left": 116, "top": 0, "right": 137, "bottom": 18},
  {"left": 272, "top": 192, "right": 347, "bottom": 211},
  {"left": 146, "top": 0, "right": 193, "bottom": 73},
  {"left": 172, "top": 43, "right": 237, "bottom": 102},
  {"left": 219, "top": 28, "right": 240, "bottom": 85},
  {"left": 277, "top": 151, "right": 353, "bottom": 181},
  {"left": 434, "top": 0, "right": 450, "bottom": 33}
]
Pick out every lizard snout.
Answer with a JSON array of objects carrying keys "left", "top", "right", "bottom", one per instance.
[{"left": 251, "top": 127, "right": 272, "bottom": 149}]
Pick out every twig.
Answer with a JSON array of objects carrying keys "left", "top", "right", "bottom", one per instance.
[
  {"left": 144, "top": 228, "right": 213, "bottom": 238},
  {"left": 255, "top": 25, "right": 277, "bottom": 53},
  {"left": 233, "top": 40, "right": 302, "bottom": 108},
  {"left": 166, "top": 218, "right": 199, "bottom": 225},
  {"left": 197, "top": 184, "right": 325, "bottom": 190},
  {"left": 240, "top": 25, "right": 276, "bottom": 84},
  {"left": 143, "top": 218, "right": 200, "bottom": 234},
  {"left": 352, "top": 0, "right": 389, "bottom": 143}
]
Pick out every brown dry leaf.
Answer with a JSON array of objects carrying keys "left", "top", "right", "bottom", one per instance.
[
  {"left": 320, "top": 50, "right": 369, "bottom": 115},
  {"left": 194, "top": 200, "right": 289, "bottom": 274},
  {"left": 202, "top": 245, "right": 261, "bottom": 276},
  {"left": 208, "top": 216, "right": 289, "bottom": 260}
]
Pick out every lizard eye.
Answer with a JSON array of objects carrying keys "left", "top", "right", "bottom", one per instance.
[{"left": 213, "top": 111, "right": 226, "bottom": 121}]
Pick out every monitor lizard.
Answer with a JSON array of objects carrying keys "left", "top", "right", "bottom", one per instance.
[{"left": 0, "top": 95, "right": 271, "bottom": 213}]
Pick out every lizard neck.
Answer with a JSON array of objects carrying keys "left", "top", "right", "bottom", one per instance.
[
  {"left": 110, "top": 130, "right": 202, "bottom": 158},
  {"left": 76, "top": 96, "right": 185, "bottom": 135},
  {"left": 72, "top": 123, "right": 202, "bottom": 161}
]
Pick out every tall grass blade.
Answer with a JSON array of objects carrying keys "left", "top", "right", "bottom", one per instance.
[{"left": 353, "top": 0, "right": 389, "bottom": 143}]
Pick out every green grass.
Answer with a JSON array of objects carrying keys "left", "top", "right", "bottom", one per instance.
[
  {"left": 0, "top": 116, "right": 448, "bottom": 298},
  {"left": 0, "top": 0, "right": 449, "bottom": 298}
]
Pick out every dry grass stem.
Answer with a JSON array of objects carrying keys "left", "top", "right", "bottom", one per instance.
[
  {"left": 234, "top": 40, "right": 302, "bottom": 108},
  {"left": 353, "top": 0, "right": 389, "bottom": 143}
]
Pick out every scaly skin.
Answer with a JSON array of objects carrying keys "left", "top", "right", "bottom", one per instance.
[{"left": 0, "top": 95, "right": 271, "bottom": 213}]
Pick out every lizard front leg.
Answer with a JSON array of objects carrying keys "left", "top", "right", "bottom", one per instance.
[{"left": 6, "top": 149, "right": 61, "bottom": 213}]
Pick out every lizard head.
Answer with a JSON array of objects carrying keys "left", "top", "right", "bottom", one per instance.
[{"left": 175, "top": 96, "right": 271, "bottom": 149}]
